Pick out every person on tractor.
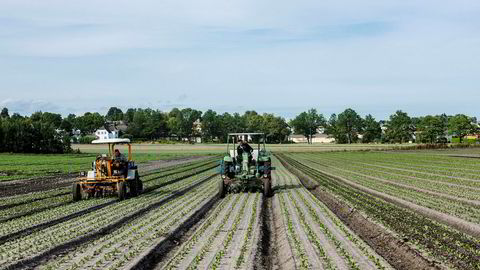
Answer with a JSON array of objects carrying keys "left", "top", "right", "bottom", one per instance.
[
  {"left": 236, "top": 140, "right": 253, "bottom": 164},
  {"left": 114, "top": 149, "right": 126, "bottom": 161},
  {"left": 113, "top": 149, "right": 127, "bottom": 176}
]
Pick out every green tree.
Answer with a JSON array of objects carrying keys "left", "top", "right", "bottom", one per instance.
[
  {"left": 362, "top": 114, "right": 382, "bottom": 143},
  {"left": 166, "top": 108, "right": 202, "bottom": 141},
  {"left": 201, "top": 110, "right": 222, "bottom": 142},
  {"left": 336, "top": 108, "right": 363, "bottom": 144},
  {"left": 124, "top": 108, "right": 136, "bottom": 123},
  {"left": 0, "top": 108, "right": 9, "bottom": 118},
  {"left": 106, "top": 107, "right": 124, "bottom": 121},
  {"left": 262, "top": 113, "right": 290, "bottom": 143},
  {"left": 385, "top": 110, "right": 414, "bottom": 143},
  {"left": 290, "top": 108, "right": 325, "bottom": 144},
  {"left": 76, "top": 112, "right": 105, "bottom": 135},
  {"left": 416, "top": 115, "right": 446, "bottom": 143},
  {"left": 448, "top": 114, "right": 476, "bottom": 143}
]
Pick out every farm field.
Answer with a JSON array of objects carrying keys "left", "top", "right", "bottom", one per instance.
[
  {"left": 278, "top": 151, "right": 480, "bottom": 269},
  {"left": 269, "top": 158, "right": 392, "bottom": 270},
  {"left": 1, "top": 147, "right": 480, "bottom": 269},
  {"left": 0, "top": 146, "right": 214, "bottom": 182},
  {"left": 0, "top": 157, "right": 220, "bottom": 269}
]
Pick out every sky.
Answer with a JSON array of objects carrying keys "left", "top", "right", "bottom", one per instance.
[{"left": 0, "top": 0, "right": 479, "bottom": 120}]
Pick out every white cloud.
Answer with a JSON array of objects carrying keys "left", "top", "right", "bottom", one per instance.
[{"left": 0, "top": 0, "right": 479, "bottom": 118}]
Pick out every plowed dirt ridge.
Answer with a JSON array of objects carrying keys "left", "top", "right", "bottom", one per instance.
[{"left": 271, "top": 159, "right": 392, "bottom": 270}]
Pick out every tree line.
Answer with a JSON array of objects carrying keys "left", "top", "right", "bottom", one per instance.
[
  {"left": 0, "top": 108, "right": 71, "bottom": 153},
  {"left": 1, "top": 106, "right": 478, "bottom": 153},
  {"left": 290, "top": 108, "right": 479, "bottom": 144}
]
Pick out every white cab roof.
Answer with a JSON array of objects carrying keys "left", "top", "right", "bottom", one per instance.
[{"left": 92, "top": 138, "right": 130, "bottom": 144}]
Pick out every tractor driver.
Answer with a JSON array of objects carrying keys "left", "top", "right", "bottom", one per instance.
[
  {"left": 113, "top": 149, "right": 127, "bottom": 176},
  {"left": 236, "top": 140, "right": 253, "bottom": 164},
  {"left": 114, "top": 149, "right": 126, "bottom": 162}
]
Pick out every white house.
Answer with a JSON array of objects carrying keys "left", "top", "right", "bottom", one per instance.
[
  {"left": 95, "top": 129, "right": 119, "bottom": 140},
  {"left": 289, "top": 133, "right": 335, "bottom": 143}
]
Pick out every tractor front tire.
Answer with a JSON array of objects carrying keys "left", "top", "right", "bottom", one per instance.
[
  {"left": 117, "top": 182, "right": 126, "bottom": 200},
  {"left": 219, "top": 179, "right": 226, "bottom": 198},
  {"left": 263, "top": 178, "right": 272, "bottom": 197},
  {"left": 73, "top": 183, "right": 82, "bottom": 201}
]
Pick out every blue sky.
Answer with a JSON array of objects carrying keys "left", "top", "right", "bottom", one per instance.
[{"left": 0, "top": 0, "right": 479, "bottom": 120}]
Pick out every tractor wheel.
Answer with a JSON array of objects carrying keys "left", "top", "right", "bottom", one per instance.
[
  {"left": 218, "top": 179, "right": 226, "bottom": 198},
  {"left": 117, "top": 182, "right": 126, "bottom": 200},
  {"left": 129, "top": 180, "right": 138, "bottom": 197},
  {"left": 263, "top": 178, "right": 272, "bottom": 197},
  {"left": 137, "top": 179, "right": 143, "bottom": 194},
  {"left": 72, "top": 183, "right": 82, "bottom": 201}
]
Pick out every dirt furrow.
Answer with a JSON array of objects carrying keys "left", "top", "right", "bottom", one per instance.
[
  {"left": 159, "top": 194, "right": 237, "bottom": 269},
  {"left": 1, "top": 172, "right": 216, "bottom": 270},
  {"left": 42, "top": 178, "right": 218, "bottom": 270},
  {"left": 295, "top": 188, "right": 390, "bottom": 270},
  {"left": 300, "top": 162, "right": 480, "bottom": 238},
  {"left": 219, "top": 193, "right": 259, "bottom": 269}
]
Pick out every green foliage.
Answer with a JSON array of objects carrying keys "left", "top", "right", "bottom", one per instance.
[
  {"left": 105, "top": 107, "right": 124, "bottom": 121},
  {"left": 362, "top": 114, "right": 382, "bottom": 143},
  {"left": 167, "top": 108, "right": 201, "bottom": 141},
  {"left": 336, "top": 108, "right": 363, "bottom": 144},
  {"left": 289, "top": 108, "right": 325, "bottom": 144},
  {"left": 416, "top": 114, "right": 448, "bottom": 143},
  {"left": 0, "top": 108, "right": 9, "bottom": 118},
  {"left": 75, "top": 112, "right": 104, "bottom": 136},
  {"left": 385, "top": 110, "right": 414, "bottom": 143},
  {"left": 125, "top": 108, "right": 168, "bottom": 140},
  {"left": 448, "top": 114, "right": 477, "bottom": 143},
  {"left": 78, "top": 135, "right": 96, "bottom": 144},
  {"left": 201, "top": 109, "right": 222, "bottom": 142},
  {"left": 0, "top": 115, "right": 70, "bottom": 154}
]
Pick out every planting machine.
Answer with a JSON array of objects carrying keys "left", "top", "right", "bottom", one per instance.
[{"left": 73, "top": 138, "right": 143, "bottom": 201}]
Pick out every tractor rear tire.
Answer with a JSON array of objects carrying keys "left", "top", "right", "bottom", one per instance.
[
  {"left": 129, "top": 180, "right": 138, "bottom": 197},
  {"left": 264, "top": 178, "right": 272, "bottom": 197},
  {"left": 137, "top": 179, "right": 143, "bottom": 194},
  {"left": 117, "top": 182, "right": 126, "bottom": 200},
  {"left": 73, "top": 183, "right": 82, "bottom": 201},
  {"left": 219, "top": 179, "right": 225, "bottom": 198}
]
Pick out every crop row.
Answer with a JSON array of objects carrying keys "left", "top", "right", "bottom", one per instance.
[
  {"left": 274, "top": 160, "right": 390, "bottom": 270},
  {"left": 292, "top": 153, "right": 480, "bottom": 223},
  {"left": 296, "top": 153, "right": 480, "bottom": 188},
  {"left": 0, "top": 159, "right": 217, "bottom": 237},
  {"left": 279, "top": 154, "right": 480, "bottom": 270},
  {"left": 39, "top": 174, "right": 220, "bottom": 270},
  {"left": 0, "top": 168, "right": 216, "bottom": 268},
  {"left": 164, "top": 192, "right": 261, "bottom": 270}
]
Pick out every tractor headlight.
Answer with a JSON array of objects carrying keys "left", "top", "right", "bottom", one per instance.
[{"left": 221, "top": 175, "right": 226, "bottom": 179}]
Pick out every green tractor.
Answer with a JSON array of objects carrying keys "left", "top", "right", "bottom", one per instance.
[{"left": 219, "top": 133, "right": 274, "bottom": 197}]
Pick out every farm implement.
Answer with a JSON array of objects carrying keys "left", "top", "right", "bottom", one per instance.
[
  {"left": 73, "top": 138, "right": 143, "bottom": 201},
  {"left": 219, "top": 133, "right": 274, "bottom": 197}
]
